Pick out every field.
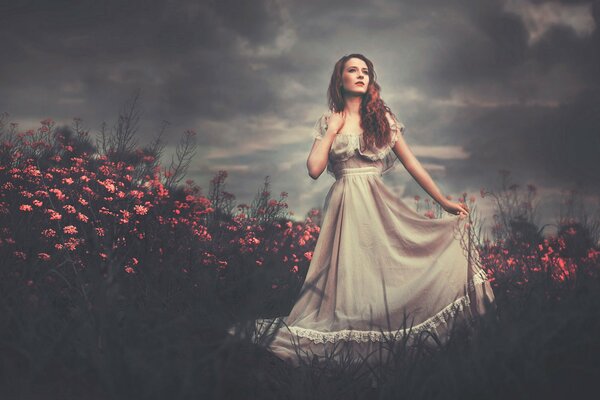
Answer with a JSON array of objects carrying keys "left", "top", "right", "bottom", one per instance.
[{"left": 1, "top": 112, "right": 599, "bottom": 399}]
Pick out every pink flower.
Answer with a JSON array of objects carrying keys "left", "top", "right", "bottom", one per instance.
[
  {"left": 41, "top": 229, "right": 56, "bottom": 238},
  {"left": 63, "top": 225, "right": 78, "bottom": 235},
  {"left": 19, "top": 204, "right": 33, "bottom": 212},
  {"left": 38, "top": 253, "right": 51, "bottom": 261},
  {"left": 63, "top": 205, "right": 76, "bottom": 214},
  {"left": 124, "top": 266, "right": 135, "bottom": 274},
  {"left": 48, "top": 210, "right": 62, "bottom": 220},
  {"left": 134, "top": 205, "right": 148, "bottom": 215},
  {"left": 32, "top": 200, "right": 43, "bottom": 207},
  {"left": 99, "top": 179, "right": 116, "bottom": 193},
  {"left": 95, "top": 227, "right": 105, "bottom": 237},
  {"left": 62, "top": 177, "right": 74, "bottom": 185},
  {"left": 64, "top": 238, "right": 80, "bottom": 251},
  {"left": 49, "top": 188, "right": 66, "bottom": 201},
  {"left": 77, "top": 212, "right": 89, "bottom": 223}
]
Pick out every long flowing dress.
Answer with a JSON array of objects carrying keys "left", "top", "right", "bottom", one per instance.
[{"left": 254, "top": 110, "right": 496, "bottom": 366}]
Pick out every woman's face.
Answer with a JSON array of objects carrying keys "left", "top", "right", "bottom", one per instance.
[{"left": 341, "top": 57, "right": 369, "bottom": 96}]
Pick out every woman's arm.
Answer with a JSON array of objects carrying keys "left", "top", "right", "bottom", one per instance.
[
  {"left": 307, "top": 128, "right": 337, "bottom": 180},
  {"left": 391, "top": 134, "right": 461, "bottom": 212},
  {"left": 307, "top": 112, "right": 345, "bottom": 180}
]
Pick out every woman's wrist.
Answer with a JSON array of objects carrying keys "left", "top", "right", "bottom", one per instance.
[
  {"left": 437, "top": 197, "right": 449, "bottom": 208},
  {"left": 324, "top": 127, "right": 339, "bottom": 138}
]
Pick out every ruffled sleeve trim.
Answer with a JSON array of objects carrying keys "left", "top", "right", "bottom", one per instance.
[{"left": 311, "top": 110, "right": 332, "bottom": 141}]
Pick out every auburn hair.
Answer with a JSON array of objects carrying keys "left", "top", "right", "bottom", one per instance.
[{"left": 327, "top": 53, "right": 397, "bottom": 148}]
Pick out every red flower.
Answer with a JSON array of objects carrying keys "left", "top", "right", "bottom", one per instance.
[
  {"left": 41, "top": 228, "right": 56, "bottom": 238},
  {"left": 63, "top": 225, "right": 78, "bottom": 235},
  {"left": 77, "top": 212, "right": 89, "bottom": 223}
]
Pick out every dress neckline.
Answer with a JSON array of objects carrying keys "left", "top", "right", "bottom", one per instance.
[{"left": 336, "top": 132, "right": 363, "bottom": 137}]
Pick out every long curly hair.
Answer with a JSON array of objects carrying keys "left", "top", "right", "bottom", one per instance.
[{"left": 327, "top": 53, "right": 397, "bottom": 148}]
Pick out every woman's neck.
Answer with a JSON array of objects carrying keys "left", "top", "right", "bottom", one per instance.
[{"left": 343, "top": 96, "right": 362, "bottom": 116}]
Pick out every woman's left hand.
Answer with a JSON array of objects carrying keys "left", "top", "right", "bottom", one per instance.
[{"left": 442, "top": 200, "right": 469, "bottom": 217}]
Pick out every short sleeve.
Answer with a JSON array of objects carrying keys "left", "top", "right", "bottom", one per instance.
[
  {"left": 389, "top": 114, "right": 406, "bottom": 147},
  {"left": 311, "top": 112, "right": 330, "bottom": 141}
]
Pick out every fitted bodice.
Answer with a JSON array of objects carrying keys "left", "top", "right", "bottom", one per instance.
[{"left": 311, "top": 110, "right": 406, "bottom": 179}]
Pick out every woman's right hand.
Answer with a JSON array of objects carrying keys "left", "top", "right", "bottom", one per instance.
[{"left": 326, "top": 111, "right": 346, "bottom": 135}]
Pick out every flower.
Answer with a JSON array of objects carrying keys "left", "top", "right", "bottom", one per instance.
[
  {"left": 19, "top": 204, "right": 33, "bottom": 212},
  {"left": 38, "top": 253, "right": 51, "bottom": 261},
  {"left": 41, "top": 228, "right": 56, "bottom": 238},
  {"left": 63, "top": 225, "right": 78, "bottom": 235},
  {"left": 49, "top": 188, "right": 66, "bottom": 201},
  {"left": 48, "top": 210, "right": 62, "bottom": 220},
  {"left": 134, "top": 205, "right": 148, "bottom": 215},
  {"left": 64, "top": 238, "right": 80, "bottom": 251}
]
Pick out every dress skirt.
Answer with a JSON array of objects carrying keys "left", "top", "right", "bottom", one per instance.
[{"left": 254, "top": 166, "right": 496, "bottom": 367}]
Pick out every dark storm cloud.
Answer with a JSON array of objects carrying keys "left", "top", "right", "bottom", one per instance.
[
  {"left": 0, "top": 0, "right": 289, "bottom": 129},
  {"left": 413, "top": 0, "right": 600, "bottom": 194}
]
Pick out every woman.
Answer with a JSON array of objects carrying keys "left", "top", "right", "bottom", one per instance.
[{"left": 257, "top": 53, "right": 496, "bottom": 366}]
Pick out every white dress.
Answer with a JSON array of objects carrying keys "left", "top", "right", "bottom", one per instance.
[{"left": 254, "top": 110, "right": 496, "bottom": 366}]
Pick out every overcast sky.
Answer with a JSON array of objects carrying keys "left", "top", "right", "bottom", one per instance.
[{"left": 1, "top": 0, "right": 599, "bottom": 237}]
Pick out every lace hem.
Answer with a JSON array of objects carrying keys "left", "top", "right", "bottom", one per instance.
[{"left": 286, "top": 272, "right": 489, "bottom": 345}]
